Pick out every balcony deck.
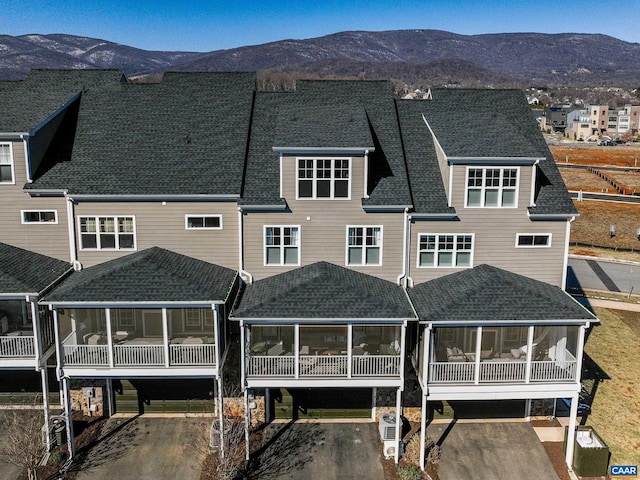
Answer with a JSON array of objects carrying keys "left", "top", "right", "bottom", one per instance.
[{"left": 0, "top": 334, "right": 35, "bottom": 358}]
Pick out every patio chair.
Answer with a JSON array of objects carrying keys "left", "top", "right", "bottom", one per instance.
[{"left": 446, "top": 346, "right": 468, "bottom": 362}]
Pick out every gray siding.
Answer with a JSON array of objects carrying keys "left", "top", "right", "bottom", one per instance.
[
  {"left": 409, "top": 165, "right": 569, "bottom": 287},
  {"left": 243, "top": 155, "right": 405, "bottom": 282},
  {"left": 74, "top": 201, "right": 239, "bottom": 269},
  {"left": 0, "top": 140, "right": 70, "bottom": 260}
]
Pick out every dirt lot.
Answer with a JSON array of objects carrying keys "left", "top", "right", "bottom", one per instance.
[
  {"left": 550, "top": 144, "right": 640, "bottom": 167},
  {"left": 570, "top": 200, "right": 640, "bottom": 251}
]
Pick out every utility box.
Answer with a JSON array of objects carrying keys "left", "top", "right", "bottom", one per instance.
[{"left": 564, "top": 426, "right": 610, "bottom": 477}]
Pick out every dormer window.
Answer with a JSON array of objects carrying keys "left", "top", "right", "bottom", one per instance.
[
  {"left": 466, "top": 167, "right": 518, "bottom": 208},
  {"left": 0, "top": 143, "right": 15, "bottom": 184},
  {"left": 297, "top": 158, "right": 350, "bottom": 199}
]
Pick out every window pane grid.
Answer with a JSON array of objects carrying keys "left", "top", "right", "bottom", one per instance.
[
  {"left": 347, "top": 226, "right": 381, "bottom": 265},
  {"left": 298, "top": 158, "right": 350, "bottom": 199},
  {"left": 265, "top": 226, "right": 299, "bottom": 265},
  {"left": 418, "top": 234, "right": 473, "bottom": 268},
  {"left": 79, "top": 216, "right": 135, "bottom": 250},
  {"left": 466, "top": 167, "right": 518, "bottom": 207}
]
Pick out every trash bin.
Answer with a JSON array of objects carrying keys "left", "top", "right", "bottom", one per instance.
[
  {"left": 52, "top": 419, "right": 66, "bottom": 447},
  {"left": 564, "top": 426, "right": 610, "bottom": 477}
]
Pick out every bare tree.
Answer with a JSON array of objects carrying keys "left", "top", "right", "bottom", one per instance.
[{"left": 0, "top": 408, "right": 48, "bottom": 480}]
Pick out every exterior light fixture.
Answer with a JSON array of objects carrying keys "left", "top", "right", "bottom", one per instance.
[
  {"left": 610, "top": 224, "right": 616, "bottom": 238},
  {"left": 637, "top": 227, "right": 640, "bottom": 240}
]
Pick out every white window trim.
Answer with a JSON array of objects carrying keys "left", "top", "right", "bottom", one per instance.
[
  {"left": 416, "top": 233, "right": 475, "bottom": 268},
  {"left": 464, "top": 166, "right": 519, "bottom": 208},
  {"left": 184, "top": 214, "right": 223, "bottom": 230},
  {"left": 296, "top": 157, "right": 352, "bottom": 200},
  {"left": 345, "top": 225, "right": 383, "bottom": 266},
  {"left": 21, "top": 209, "right": 59, "bottom": 224},
  {"left": 77, "top": 215, "right": 137, "bottom": 251},
  {"left": 0, "top": 142, "right": 16, "bottom": 185},
  {"left": 516, "top": 233, "right": 552, "bottom": 248},
  {"left": 263, "top": 225, "right": 301, "bottom": 267}
]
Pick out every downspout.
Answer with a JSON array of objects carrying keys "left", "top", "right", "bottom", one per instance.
[
  {"left": 64, "top": 192, "right": 81, "bottom": 269},
  {"left": 530, "top": 159, "right": 540, "bottom": 207},
  {"left": 396, "top": 208, "right": 410, "bottom": 286},
  {"left": 238, "top": 208, "right": 253, "bottom": 284},
  {"left": 363, "top": 149, "right": 370, "bottom": 199},
  {"left": 562, "top": 216, "right": 576, "bottom": 290},
  {"left": 21, "top": 135, "right": 32, "bottom": 183}
]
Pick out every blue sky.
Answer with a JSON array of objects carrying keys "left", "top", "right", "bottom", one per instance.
[{"left": 2, "top": 0, "right": 639, "bottom": 52}]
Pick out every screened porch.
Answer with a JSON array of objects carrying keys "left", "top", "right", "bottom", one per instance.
[
  {"left": 245, "top": 324, "right": 402, "bottom": 379},
  {"left": 425, "top": 325, "right": 580, "bottom": 384}
]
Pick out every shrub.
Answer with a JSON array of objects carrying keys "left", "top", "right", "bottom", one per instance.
[
  {"left": 403, "top": 433, "right": 441, "bottom": 468},
  {"left": 398, "top": 464, "right": 423, "bottom": 480}
]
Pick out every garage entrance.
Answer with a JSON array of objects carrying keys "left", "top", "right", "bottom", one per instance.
[
  {"left": 272, "top": 388, "right": 372, "bottom": 420},
  {"left": 113, "top": 378, "right": 216, "bottom": 414}
]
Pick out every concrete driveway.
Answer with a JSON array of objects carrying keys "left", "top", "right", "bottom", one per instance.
[
  {"left": 71, "top": 416, "right": 205, "bottom": 480},
  {"left": 426, "top": 421, "right": 560, "bottom": 480},
  {"left": 252, "top": 422, "right": 384, "bottom": 480}
]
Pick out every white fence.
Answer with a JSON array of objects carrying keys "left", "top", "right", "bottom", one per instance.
[{"left": 0, "top": 336, "right": 35, "bottom": 357}]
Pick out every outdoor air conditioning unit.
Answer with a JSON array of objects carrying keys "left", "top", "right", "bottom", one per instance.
[
  {"left": 378, "top": 412, "right": 396, "bottom": 441},
  {"left": 383, "top": 440, "right": 403, "bottom": 459}
]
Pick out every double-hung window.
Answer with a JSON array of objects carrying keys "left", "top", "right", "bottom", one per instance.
[
  {"left": 79, "top": 216, "right": 136, "bottom": 250},
  {"left": 418, "top": 234, "right": 473, "bottom": 268},
  {"left": 265, "top": 226, "right": 299, "bottom": 265},
  {"left": 466, "top": 167, "right": 518, "bottom": 207},
  {"left": 298, "top": 158, "right": 350, "bottom": 199},
  {"left": 0, "top": 143, "right": 14, "bottom": 184},
  {"left": 347, "top": 226, "right": 382, "bottom": 266}
]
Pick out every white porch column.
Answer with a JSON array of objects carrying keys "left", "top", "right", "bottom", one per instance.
[
  {"left": 371, "top": 387, "right": 377, "bottom": 421},
  {"left": 240, "top": 321, "right": 246, "bottom": 387},
  {"left": 105, "top": 308, "right": 114, "bottom": 368},
  {"left": 347, "top": 324, "right": 353, "bottom": 379},
  {"left": 565, "top": 393, "right": 579, "bottom": 469},
  {"left": 394, "top": 387, "right": 402, "bottom": 464},
  {"left": 29, "top": 299, "right": 42, "bottom": 358},
  {"left": 244, "top": 388, "right": 250, "bottom": 461},
  {"left": 41, "top": 368, "right": 51, "bottom": 451},
  {"left": 294, "top": 324, "right": 300, "bottom": 379},
  {"left": 62, "top": 377, "right": 76, "bottom": 458},
  {"left": 162, "top": 308, "right": 169, "bottom": 368},
  {"left": 474, "top": 326, "right": 482, "bottom": 384},
  {"left": 419, "top": 393, "right": 427, "bottom": 471},
  {"left": 213, "top": 306, "right": 220, "bottom": 367},
  {"left": 399, "top": 321, "right": 407, "bottom": 384},
  {"left": 52, "top": 308, "right": 63, "bottom": 382},
  {"left": 106, "top": 379, "right": 114, "bottom": 417},
  {"left": 525, "top": 326, "right": 535, "bottom": 383},
  {"left": 217, "top": 376, "right": 225, "bottom": 459}
]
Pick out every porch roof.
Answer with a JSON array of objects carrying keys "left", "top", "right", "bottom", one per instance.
[
  {"left": 408, "top": 264, "right": 597, "bottom": 325},
  {"left": 0, "top": 242, "right": 71, "bottom": 296},
  {"left": 40, "top": 247, "right": 237, "bottom": 306},
  {"left": 231, "top": 261, "right": 417, "bottom": 321}
]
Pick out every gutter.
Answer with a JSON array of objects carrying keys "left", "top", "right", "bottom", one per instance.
[
  {"left": 20, "top": 134, "right": 31, "bottom": 183},
  {"left": 397, "top": 207, "right": 410, "bottom": 286}
]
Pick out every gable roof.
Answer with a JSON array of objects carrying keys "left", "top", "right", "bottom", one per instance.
[
  {"left": 400, "top": 89, "right": 576, "bottom": 216},
  {"left": 231, "top": 261, "right": 416, "bottom": 320},
  {"left": 0, "top": 242, "right": 71, "bottom": 296},
  {"left": 0, "top": 69, "right": 124, "bottom": 134},
  {"left": 241, "top": 80, "right": 412, "bottom": 208},
  {"left": 408, "top": 264, "right": 596, "bottom": 324},
  {"left": 41, "top": 247, "right": 237, "bottom": 305},
  {"left": 26, "top": 72, "right": 256, "bottom": 196}
]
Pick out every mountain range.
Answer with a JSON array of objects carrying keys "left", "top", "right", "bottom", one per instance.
[{"left": 1, "top": 30, "right": 639, "bottom": 87}]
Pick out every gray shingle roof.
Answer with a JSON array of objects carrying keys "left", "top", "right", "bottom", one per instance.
[
  {"left": 231, "top": 261, "right": 416, "bottom": 320},
  {"left": 0, "top": 242, "right": 71, "bottom": 295},
  {"left": 241, "top": 80, "right": 412, "bottom": 207},
  {"left": 408, "top": 264, "right": 596, "bottom": 323},
  {"left": 396, "top": 101, "right": 455, "bottom": 215},
  {"left": 41, "top": 247, "right": 237, "bottom": 304},
  {"left": 0, "top": 69, "right": 124, "bottom": 133},
  {"left": 402, "top": 89, "right": 576, "bottom": 216},
  {"left": 27, "top": 72, "right": 256, "bottom": 196}
]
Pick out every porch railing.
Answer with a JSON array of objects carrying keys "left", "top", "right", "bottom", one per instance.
[
  {"left": 0, "top": 336, "right": 35, "bottom": 358},
  {"left": 247, "top": 354, "right": 400, "bottom": 378},
  {"left": 61, "top": 335, "right": 216, "bottom": 368},
  {"left": 429, "top": 357, "right": 578, "bottom": 384}
]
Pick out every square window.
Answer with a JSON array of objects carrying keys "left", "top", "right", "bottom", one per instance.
[
  {"left": 466, "top": 167, "right": 519, "bottom": 208},
  {"left": 347, "top": 226, "right": 381, "bottom": 265},
  {"left": 297, "top": 158, "right": 350, "bottom": 199},
  {"left": 265, "top": 226, "right": 299, "bottom": 265}
]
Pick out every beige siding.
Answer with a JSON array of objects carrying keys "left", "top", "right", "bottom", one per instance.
[
  {"left": 245, "top": 156, "right": 403, "bottom": 281},
  {"left": 435, "top": 142, "right": 450, "bottom": 201},
  {"left": 74, "top": 201, "right": 239, "bottom": 269},
  {"left": 0, "top": 140, "right": 70, "bottom": 260},
  {"left": 409, "top": 165, "right": 569, "bottom": 287}
]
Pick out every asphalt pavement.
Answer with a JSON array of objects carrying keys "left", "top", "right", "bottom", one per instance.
[{"left": 567, "top": 256, "right": 640, "bottom": 295}]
